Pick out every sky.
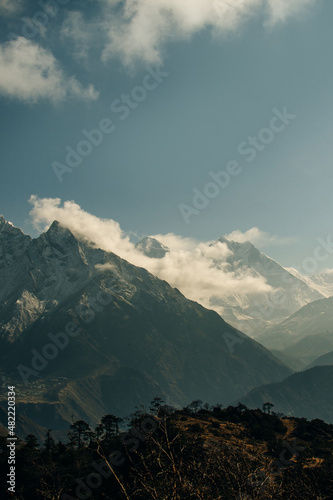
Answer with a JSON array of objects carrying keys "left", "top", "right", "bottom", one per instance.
[{"left": 0, "top": 0, "right": 333, "bottom": 274}]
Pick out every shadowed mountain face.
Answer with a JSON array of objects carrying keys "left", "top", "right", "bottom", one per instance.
[
  {"left": 0, "top": 219, "right": 291, "bottom": 431},
  {"left": 237, "top": 365, "right": 333, "bottom": 423}
]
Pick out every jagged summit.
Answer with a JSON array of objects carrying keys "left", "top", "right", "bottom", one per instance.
[
  {"left": 136, "top": 236, "right": 169, "bottom": 259},
  {"left": 42, "top": 220, "right": 79, "bottom": 248},
  {"left": 218, "top": 236, "right": 257, "bottom": 254},
  {"left": 218, "top": 235, "right": 283, "bottom": 273},
  {"left": 0, "top": 216, "right": 7, "bottom": 232},
  {"left": 0, "top": 215, "right": 16, "bottom": 231},
  {"left": 206, "top": 235, "right": 325, "bottom": 335},
  {"left": 46, "top": 220, "right": 73, "bottom": 234},
  {"left": 0, "top": 216, "right": 31, "bottom": 268},
  {"left": 48, "top": 219, "right": 62, "bottom": 229}
]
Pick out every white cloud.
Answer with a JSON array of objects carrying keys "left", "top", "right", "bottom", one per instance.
[
  {"left": 29, "top": 196, "right": 273, "bottom": 315},
  {"left": 0, "top": 0, "right": 22, "bottom": 16},
  {"left": 100, "top": 0, "right": 316, "bottom": 65},
  {"left": 224, "top": 227, "right": 297, "bottom": 248},
  {"left": 264, "top": 0, "right": 315, "bottom": 27},
  {"left": 0, "top": 37, "right": 99, "bottom": 104}
]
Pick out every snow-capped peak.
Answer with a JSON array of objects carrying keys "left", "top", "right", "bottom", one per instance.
[
  {"left": 0, "top": 216, "right": 31, "bottom": 268},
  {"left": 135, "top": 236, "right": 169, "bottom": 259}
]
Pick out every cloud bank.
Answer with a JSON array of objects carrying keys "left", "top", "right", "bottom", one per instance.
[
  {"left": 29, "top": 196, "right": 273, "bottom": 315},
  {"left": 100, "top": 0, "right": 316, "bottom": 65},
  {"left": 0, "top": 38, "right": 99, "bottom": 104}
]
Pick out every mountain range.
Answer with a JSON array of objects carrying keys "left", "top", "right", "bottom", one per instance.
[
  {"left": 136, "top": 234, "right": 333, "bottom": 336},
  {"left": 256, "top": 295, "right": 333, "bottom": 370},
  {"left": 0, "top": 216, "right": 292, "bottom": 434},
  {"left": 1, "top": 215, "right": 333, "bottom": 435},
  {"left": 238, "top": 365, "right": 333, "bottom": 423}
]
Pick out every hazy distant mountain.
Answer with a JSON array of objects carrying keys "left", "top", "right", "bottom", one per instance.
[
  {"left": 238, "top": 365, "right": 333, "bottom": 423},
  {"left": 307, "top": 350, "right": 333, "bottom": 369},
  {"left": 0, "top": 219, "right": 291, "bottom": 433},
  {"left": 135, "top": 236, "right": 169, "bottom": 258},
  {"left": 257, "top": 296, "right": 333, "bottom": 350},
  {"left": 269, "top": 349, "right": 306, "bottom": 372},
  {"left": 282, "top": 331, "right": 333, "bottom": 369},
  {"left": 205, "top": 237, "right": 323, "bottom": 335},
  {"left": 135, "top": 234, "right": 325, "bottom": 336},
  {"left": 268, "top": 331, "right": 333, "bottom": 371}
]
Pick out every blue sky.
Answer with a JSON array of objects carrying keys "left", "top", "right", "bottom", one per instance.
[{"left": 0, "top": 0, "right": 332, "bottom": 271}]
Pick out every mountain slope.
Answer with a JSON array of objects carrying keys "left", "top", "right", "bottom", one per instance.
[
  {"left": 307, "top": 350, "right": 333, "bottom": 369},
  {"left": 0, "top": 215, "right": 31, "bottom": 268},
  {"left": 269, "top": 349, "right": 306, "bottom": 371},
  {"left": 0, "top": 219, "right": 291, "bottom": 432},
  {"left": 268, "top": 331, "right": 333, "bottom": 371},
  {"left": 257, "top": 296, "right": 333, "bottom": 350},
  {"left": 286, "top": 266, "right": 333, "bottom": 298},
  {"left": 283, "top": 331, "right": 333, "bottom": 367},
  {"left": 206, "top": 237, "right": 324, "bottom": 335},
  {"left": 238, "top": 365, "right": 333, "bottom": 423}
]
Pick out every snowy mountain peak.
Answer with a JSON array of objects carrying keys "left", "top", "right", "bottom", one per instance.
[
  {"left": 0, "top": 216, "right": 31, "bottom": 268},
  {"left": 0, "top": 216, "right": 23, "bottom": 234},
  {"left": 218, "top": 236, "right": 265, "bottom": 266},
  {"left": 46, "top": 220, "right": 71, "bottom": 234},
  {"left": 43, "top": 220, "right": 78, "bottom": 247},
  {"left": 218, "top": 236, "right": 256, "bottom": 253},
  {"left": 286, "top": 267, "right": 333, "bottom": 299},
  {"left": 211, "top": 235, "right": 325, "bottom": 334},
  {"left": 135, "top": 236, "right": 169, "bottom": 259}
]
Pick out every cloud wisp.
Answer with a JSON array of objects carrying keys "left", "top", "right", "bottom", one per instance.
[
  {"left": 0, "top": 38, "right": 99, "bottom": 104},
  {"left": 29, "top": 196, "right": 274, "bottom": 315},
  {"left": 224, "top": 227, "right": 297, "bottom": 248},
  {"left": 100, "top": 0, "right": 316, "bottom": 65},
  {"left": 0, "top": 0, "right": 22, "bottom": 16}
]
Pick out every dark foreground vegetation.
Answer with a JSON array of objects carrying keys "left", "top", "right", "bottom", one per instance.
[{"left": 1, "top": 399, "right": 333, "bottom": 499}]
